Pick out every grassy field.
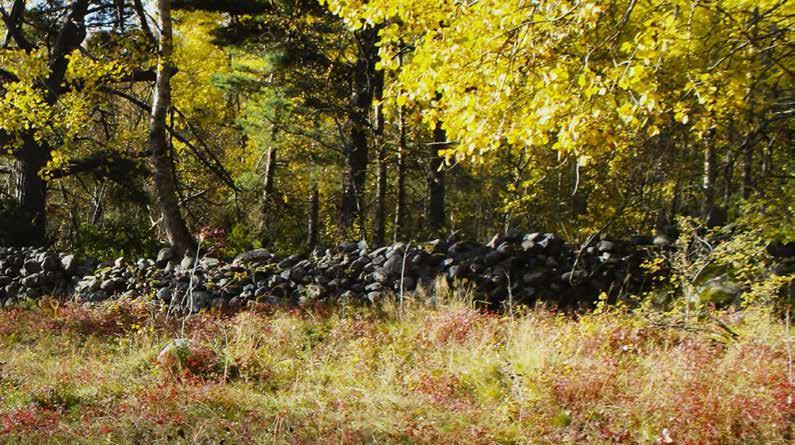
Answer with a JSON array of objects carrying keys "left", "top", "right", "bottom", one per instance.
[{"left": 0, "top": 289, "right": 791, "bottom": 444}]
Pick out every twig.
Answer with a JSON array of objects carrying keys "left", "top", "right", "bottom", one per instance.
[
  {"left": 399, "top": 242, "right": 412, "bottom": 318},
  {"left": 505, "top": 272, "right": 514, "bottom": 322},
  {"left": 705, "top": 313, "right": 740, "bottom": 340},
  {"left": 180, "top": 239, "right": 203, "bottom": 336}
]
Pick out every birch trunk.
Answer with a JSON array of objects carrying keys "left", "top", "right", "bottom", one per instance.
[{"left": 148, "top": 0, "right": 195, "bottom": 256}]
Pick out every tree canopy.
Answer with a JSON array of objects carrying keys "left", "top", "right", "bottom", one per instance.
[{"left": 0, "top": 0, "right": 791, "bottom": 256}]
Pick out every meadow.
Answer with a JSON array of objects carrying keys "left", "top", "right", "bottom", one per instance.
[{"left": 0, "top": 287, "right": 791, "bottom": 444}]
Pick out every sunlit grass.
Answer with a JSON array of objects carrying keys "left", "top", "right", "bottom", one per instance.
[{"left": 0, "top": 289, "right": 791, "bottom": 444}]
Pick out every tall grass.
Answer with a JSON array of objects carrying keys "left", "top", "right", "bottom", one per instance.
[{"left": 0, "top": 288, "right": 791, "bottom": 444}]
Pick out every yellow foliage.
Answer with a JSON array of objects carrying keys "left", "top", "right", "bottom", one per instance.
[{"left": 322, "top": 0, "right": 791, "bottom": 169}]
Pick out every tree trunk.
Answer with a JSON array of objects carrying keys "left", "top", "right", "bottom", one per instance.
[
  {"left": 307, "top": 184, "right": 319, "bottom": 248},
  {"left": 702, "top": 138, "right": 716, "bottom": 221},
  {"left": 341, "top": 27, "right": 379, "bottom": 234},
  {"left": 428, "top": 122, "right": 446, "bottom": 234},
  {"left": 46, "top": 0, "right": 90, "bottom": 104},
  {"left": 723, "top": 145, "right": 734, "bottom": 204},
  {"left": 9, "top": 0, "right": 91, "bottom": 246},
  {"left": 132, "top": 0, "right": 155, "bottom": 43},
  {"left": 741, "top": 140, "right": 753, "bottom": 199},
  {"left": 261, "top": 147, "right": 277, "bottom": 203},
  {"left": 373, "top": 70, "right": 387, "bottom": 246},
  {"left": 91, "top": 182, "right": 106, "bottom": 225},
  {"left": 13, "top": 136, "right": 49, "bottom": 245},
  {"left": 393, "top": 102, "right": 407, "bottom": 243},
  {"left": 149, "top": 0, "right": 195, "bottom": 256},
  {"left": 260, "top": 140, "right": 277, "bottom": 229}
]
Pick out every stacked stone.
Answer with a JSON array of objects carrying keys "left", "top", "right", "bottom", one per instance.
[
  {"left": 67, "top": 232, "right": 656, "bottom": 312},
  {"left": 7, "top": 234, "right": 792, "bottom": 312},
  {"left": 0, "top": 247, "right": 85, "bottom": 306}
]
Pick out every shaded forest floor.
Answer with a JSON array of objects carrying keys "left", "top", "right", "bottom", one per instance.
[{"left": 0, "top": 292, "right": 792, "bottom": 444}]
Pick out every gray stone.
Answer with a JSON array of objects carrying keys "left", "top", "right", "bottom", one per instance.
[
  {"left": 201, "top": 257, "right": 221, "bottom": 269},
  {"left": 137, "top": 259, "right": 154, "bottom": 271},
  {"left": 100, "top": 279, "right": 123, "bottom": 293},
  {"left": 448, "top": 241, "right": 470, "bottom": 255},
  {"left": 366, "top": 291, "right": 383, "bottom": 303},
  {"left": 561, "top": 270, "right": 586, "bottom": 282},
  {"left": 597, "top": 240, "right": 616, "bottom": 252},
  {"left": 77, "top": 276, "right": 100, "bottom": 293},
  {"left": 339, "top": 242, "right": 359, "bottom": 253},
  {"left": 41, "top": 255, "right": 61, "bottom": 271},
  {"left": 383, "top": 256, "right": 403, "bottom": 275},
  {"left": 369, "top": 247, "right": 389, "bottom": 258},
  {"left": 487, "top": 233, "right": 501, "bottom": 248},
  {"left": 630, "top": 235, "right": 654, "bottom": 246},
  {"left": 365, "top": 282, "right": 383, "bottom": 292},
  {"left": 599, "top": 252, "right": 619, "bottom": 264},
  {"left": 484, "top": 251, "right": 503, "bottom": 266},
  {"left": 653, "top": 235, "right": 671, "bottom": 247},
  {"left": 350, "top": 256, "right": 370, "bottom": 271},
  {"left": 23, "top": 260, "right": 41, "bottom": 275},
  {"left": 233, "top": 249, "right": 272, "bottom": 266},
  {"left": 5, "top": 283, "right": 19, "bottom": 300},
  {"left": 276, "top": 255, "right": 299, "bottom": 269},
  {"left": 523, "top": 232, "right": 542, "bottom": 242},
  {"left": 496, "top": 242, "right": 513, "bottom": 256},
  {"left": 156, "top": 248, "right": 175, "bottom": 267},
  {"left": 188, "top": 291, "right": 211, "bottom": 311},
  {"left": 544, "top": 256, "right": 560, "bottom": 268},
  {"left": 373, "top": 271, "right": 389, "bottom": 284},
  {"left": 164, "top": 262, "right": 176, "bottom": 274},
  {"left": 84, "top": 290, "right": 109, "bottom": 302},
  {"left": 156, "top": 287, "right": 172, "bottom": 301},
  {"left": 254, "top": 287, "right": 269, "bottom": 298},
  {"left": 522, "top": 271, "right": 546, "bottom": 284},
  {"left": 698, "top": 276, "right": 743, "bottom": 306},
  {"left": 397, "top": 276, "right": 416, "bottom": 292},
  {"left": 448, "top": 265, "right": 468, "bottom": 280},
  {"left": 251, "top": 270, "right": 270, "bottom": 282},
  {"left": 180, "top": 255, "right": 196, "bottom": 270},
  {"left": 21, "top": 274, "right": 39, "bottom": 288}
]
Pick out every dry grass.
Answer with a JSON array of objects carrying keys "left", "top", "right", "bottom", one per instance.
[{"left": 0, "top": 289, "right": 791, "bottom": 444}]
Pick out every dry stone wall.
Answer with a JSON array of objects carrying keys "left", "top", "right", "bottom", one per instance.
[{"left": 0, "top": 232, "right": 674, "bottom": 311}]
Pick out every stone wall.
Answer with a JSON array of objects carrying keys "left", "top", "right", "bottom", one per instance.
[
  {"left": 0, "top": 247, "right": 89, "bottom": 305},
  {"left": 1, "top": 232, "right": 667, "bottom": 311}
]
